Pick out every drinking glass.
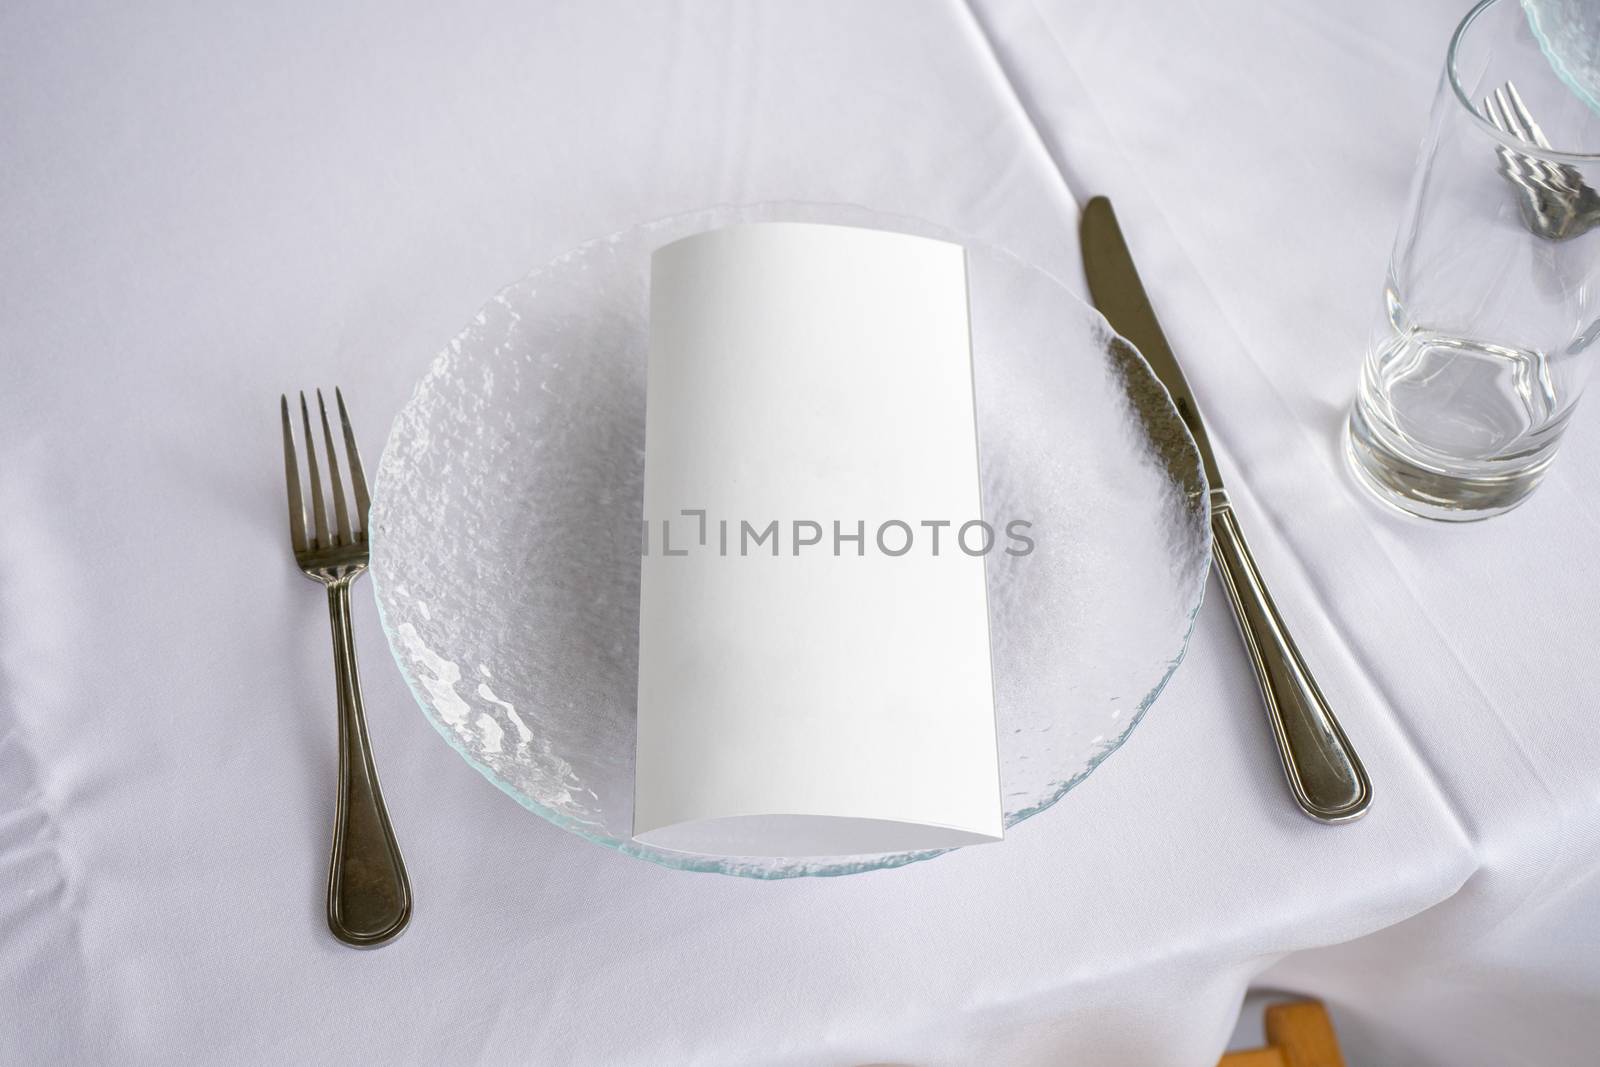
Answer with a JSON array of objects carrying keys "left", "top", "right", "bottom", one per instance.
[{"left": 1347, "top": 0, "right": 1600, "bottom": 520}]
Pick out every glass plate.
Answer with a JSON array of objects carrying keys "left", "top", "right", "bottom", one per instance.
[
  {"left": 1524, "top": 0, "right": 1600, "bottom": 115},
  {"left": 370, "top": 203, "right": 1210, "bottom": 878}
]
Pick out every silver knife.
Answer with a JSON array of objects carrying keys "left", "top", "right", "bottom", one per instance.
[{"left": 1080, "top": 195, "right": 1371, "bottom": 823}]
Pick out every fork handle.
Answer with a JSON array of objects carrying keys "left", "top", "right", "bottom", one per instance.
[
  {"left": 325, "top": 580, "right": 412, "bottom": 946},
  {"left": 1209, "top": 490, "right": 1372, "bottom": 823}
]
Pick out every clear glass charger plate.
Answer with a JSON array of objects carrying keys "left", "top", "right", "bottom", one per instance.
[
  {"left": 1524, "top": 0, "right": 1600, "bottom": 115},
  {"left": 370, "top": 202, "right": 1211, "bottom": 879}
]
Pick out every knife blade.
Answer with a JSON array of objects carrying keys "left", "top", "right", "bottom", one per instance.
[
  {"left": 1080, "top": 196, "right": 1222, "bottom": 494},
  {"left": 1079, "top": 195, "right": 1372, "bottom": 823}
]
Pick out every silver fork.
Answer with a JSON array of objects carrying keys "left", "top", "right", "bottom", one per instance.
[
  {"left": 1484, "top": 80, "right": 1600, "bottom": 241},
  {"left": 281, "top": 389, "right": 411, "bottom": 947}
]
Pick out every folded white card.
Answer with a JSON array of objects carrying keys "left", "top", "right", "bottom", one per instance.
[{"left": 632, "top": 222, "right": 1002, "bottom": 857}]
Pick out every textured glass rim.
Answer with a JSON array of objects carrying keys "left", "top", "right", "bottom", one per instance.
[
  {"left": 1449, "top": 0, "right": 1600, "bottom": 163},
  {"left": 370, "top": 202, "right": 1210, "bottom": 877}
]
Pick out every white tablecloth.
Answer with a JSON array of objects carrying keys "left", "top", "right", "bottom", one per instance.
[{"left": 3, "top": 1, "right": 1596, "bottom": 1063}]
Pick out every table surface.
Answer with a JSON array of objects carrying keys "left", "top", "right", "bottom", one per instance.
[{"left": 3, "top": 1, "right": 1596, "bottom": 1065}]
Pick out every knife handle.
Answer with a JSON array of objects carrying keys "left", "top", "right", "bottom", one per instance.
[{"left": 1208, "top": 490, "right": 1371, "bottom": 822}]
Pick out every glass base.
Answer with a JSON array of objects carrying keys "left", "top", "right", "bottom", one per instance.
[{"left": 1345, "top": 402, "right": 1548, "bottom": 522}]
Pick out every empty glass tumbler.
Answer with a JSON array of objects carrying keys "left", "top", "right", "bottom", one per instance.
[{"left": 1348, "top": 0, "right": 1600, "bottom": 520}]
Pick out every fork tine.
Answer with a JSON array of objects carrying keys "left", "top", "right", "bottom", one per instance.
[
  {"left": 334, "top": 388, "right": 370, "bottom": 537},
  {"left": 1491, "top": 87, "right": 1547, "bottom": 179},
  {"left": 1497, "top": 82, "right": 1567, "bottom": 195},
  {"left": 317, "top": 389, "right": 352, "bottom": 544},
  {"left": 1494, "top": 85, "right": 1534, "bottom": 144},
  {"left": 1485, "top": 92, "right": 1509, "bottom": 133},
  {"left": 1484, "top": 86, "right": 1523, "bottom": 141},
  {"left": 299, "top": 392, "right": 330, "bottom": 548},
  {"left": 280, "top": 395, "right": 308, "bottom": 554},
  {"left": 1485, "top": 94, "right": 1529, "bottom": 177},
  {"left": 1505, "top": 81, "right": 1553, "bottom": 149}
]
